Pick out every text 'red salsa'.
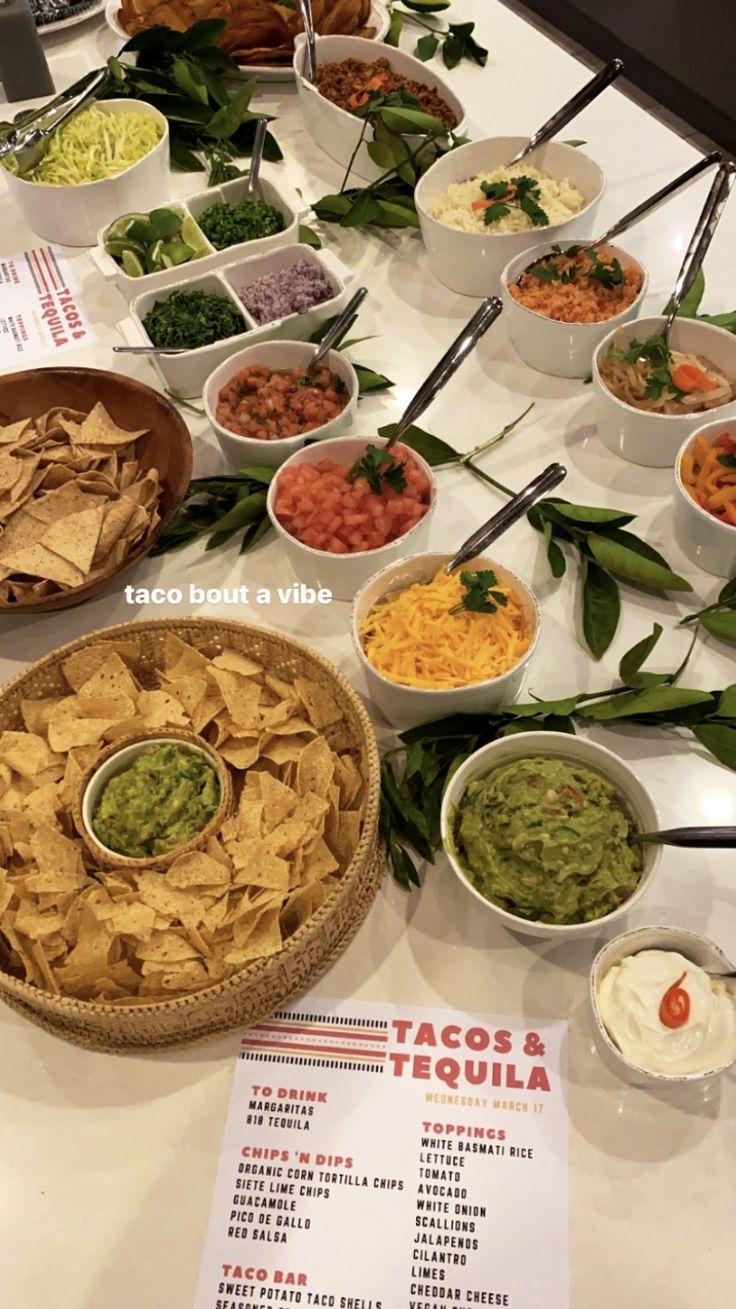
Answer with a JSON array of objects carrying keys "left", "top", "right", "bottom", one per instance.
[
  {"left": 216, "top": 364, "right": 349, "bottom": 441},
  {"left": 313, "top": 57, "right": 458, "bottom": 128}
]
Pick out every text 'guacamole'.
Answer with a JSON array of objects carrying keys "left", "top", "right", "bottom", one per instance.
[
  {"left": 453, "top": 755, "right": 643, "bottom": 925},
  {"left": 92, "top": 743, "right": 220, "bottom": 859}
]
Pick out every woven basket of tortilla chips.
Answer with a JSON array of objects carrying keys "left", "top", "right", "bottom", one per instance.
[{"left": 0, "top": 618, "right": 382, "bottom": 1051}]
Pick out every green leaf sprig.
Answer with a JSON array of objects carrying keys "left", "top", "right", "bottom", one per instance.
[
  {"left": 385, "top": 2, "right": 489, "bottom": 71},
  {"left": 105, "top": 21, "right": 281, "bottom": 186},
  {"left": 313, "top": 90, "right": 467, "bottom": 232},
  {"left": 380, "top": 623, "right": 736, "bottom": 887},
  {"left": 528, "top": 497, "right": 692, "bottom": 659},
  {"left": 680, "top": 577, "right": 736, "bottom": 644},
  {"left": 348, "top": 445, "right": 407, "bottom": 494},
  {"left": 663, "top": 266, "right": 736, "bottom": 336},
  {"left": 151, "top": 467, "right": 274, "bottom": 557},
  {"left": 449, "top": 570, "right": 508, "bottom": 615}
]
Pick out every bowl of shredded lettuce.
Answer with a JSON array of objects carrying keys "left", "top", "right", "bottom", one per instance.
[{"left": 2, "top": 100, "right": 169, "bottom": 247}]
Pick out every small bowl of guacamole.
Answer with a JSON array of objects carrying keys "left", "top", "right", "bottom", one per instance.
[
  {"left": 81, "top": 734, "right": 229, "bottom": 868},
  {"left": 441, "top": 731, "right": 662, "bottom": 939}
]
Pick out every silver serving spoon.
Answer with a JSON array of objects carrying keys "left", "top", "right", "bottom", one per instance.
[
  {"left": 634, "top": 826, "right": 736, "bottom": 848},
  {"left": 113, "top": 345, "right": 191, "bottom": 357},
  {"left": 442, "top": 462, "right": 568, "bottom": 574},
  {"left": 515, "top": 151, "right": 721, "bottom": 283},
  {"left": 0, "top": 66, "right": 109, "bottom": 175},
  {"left": 385, "top": 297, "right": 503, "bottom": 450},
  {"left": 660, "top": 160, "right": 736, "bottom": 346},
  {"left": 506, "top": 58, "right": 624, "bottom": 167},
  {"left": 308, "top": 286, "right": 368, "bottom": 373},
  {"left": 298, "top": 0, "right": 318, "bottom": 82},
  {"left": 245, "top": 117, "right": 268, "bottom": 200}
]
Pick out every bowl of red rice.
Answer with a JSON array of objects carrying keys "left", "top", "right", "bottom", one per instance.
[{"left": 500, "top": 239, "right": 647, "bottom": 379}]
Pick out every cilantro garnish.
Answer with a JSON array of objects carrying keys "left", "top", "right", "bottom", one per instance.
[
  {"left": 612, "top": 335, "right": 686, "bottom": 403},
  {"left": 449, "top": 570, "right": 509, "bottom": 616},
  {"left": 348, "top": 445, "right": 407, "bottom": 495},
  {"left": 527, "top": 245, "right": 623, "bottom": 290},
  {"left": 586, "top": 248, "right": 625, "bottom": 290},
  {"left": 480, "top": 175, "right": 550, "bottom": 228}
]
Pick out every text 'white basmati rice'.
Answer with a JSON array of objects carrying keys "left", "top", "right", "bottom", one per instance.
[{"left": 427, "top": 165, "right": 586, "bottom": 235}]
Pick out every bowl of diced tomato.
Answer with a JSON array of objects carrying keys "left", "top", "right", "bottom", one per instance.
[
  {"left": 674, "top": 419, "right": 736, "bottom": 577},
  {"left": 204, "top": 340, "right": 359, "bottom": 469},
  {"left": 267, "top": 436, "right": 436, "bottom": 599}
]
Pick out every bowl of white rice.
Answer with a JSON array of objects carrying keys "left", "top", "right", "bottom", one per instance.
[{"left": 414, "top": 137, "right": 605, "bottom": 297}]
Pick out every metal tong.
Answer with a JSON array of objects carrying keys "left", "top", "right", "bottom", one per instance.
[
  {"left": 506, "top": 58, "right": 624, "bottom": 167},
  {"left": 385, "top": 297, "right": 504, "bottom": 450},
  {"left": 0, "top": 67, "right": 109, "bottom": 174},
  {"left": 661, "top": 160, "right": 736, "bottom": 346}
]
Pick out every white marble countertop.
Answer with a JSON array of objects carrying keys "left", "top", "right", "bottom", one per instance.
[{"left": 1, "top": 3, "right": 735, "bottom": 1306}]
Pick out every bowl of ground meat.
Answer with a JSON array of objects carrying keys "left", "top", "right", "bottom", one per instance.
[
  {"left": 500, "top": 239, "right": 647, "bottom": 379},
  {"left": 293, "top": 34, "right": 467, "bottom": 183},
  {"left": 204, "top": 339, "right": 359, "bottom": 468}
]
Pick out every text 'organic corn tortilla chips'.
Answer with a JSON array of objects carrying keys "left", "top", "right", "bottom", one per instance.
[
  {"left": 0, "top": 635, "right": 366, "bottom": 1003},
  {"left": 0, "top": 403, "right": 161, "bottom": 605}
]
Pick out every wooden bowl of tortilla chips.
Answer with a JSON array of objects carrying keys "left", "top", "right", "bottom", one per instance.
[{"left": 0, "top": 368, "right": 192, "bottom": 613}]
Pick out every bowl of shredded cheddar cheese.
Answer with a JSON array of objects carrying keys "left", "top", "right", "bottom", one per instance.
[{"left": 352, "top": 551, "right": 540, "bottom": 727}]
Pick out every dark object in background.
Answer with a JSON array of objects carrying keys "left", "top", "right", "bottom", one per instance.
[
  {"left": 513, "top": 0, "right": 736, "bottom": 154},
  {"left": 0, "top": 0, "right": 54, "bottom": 99}
]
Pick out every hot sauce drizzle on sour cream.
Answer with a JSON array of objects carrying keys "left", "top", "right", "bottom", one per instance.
[{"left": 659, "top": 972, "right": 691, "bottom": 1029}]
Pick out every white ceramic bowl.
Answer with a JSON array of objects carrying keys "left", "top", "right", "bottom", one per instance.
[
  {"left": 2, "top": 100, "right": 170, "bottom": 248},
  {"left": 203, "top": 340, "right": 359, "bottom": 470},
  {"left": 267, "top": 436, "right": 436, "bottom": 601},
  {"left": 414, "top": 137, "right": 605, "bottom": 297},
  {"left": 351, "top": 551, "right": 540, "bottom": 728},
  {"left": 590, "top": 925, "right": 736, "bottom": 1087},
  {"left": 126, "top": 244, "right": 352, "bottom": 398},
  {"left": 592, "top": 314, "right": 736, "bottom": 468},
  {"left": 293, "top": 34, "right": 467, "bottom": 184},
  {"left": 673, "top": 418, "right": 736, "bottom": 577},
  {"left": 81, "top": 734, "right": 229, "bottom": 865},
  {"left": 440, "top": 731, "right": 661, "bottom": 941},
  {"left": 501, "top": 239, "right": 647, "bottom": 379}
]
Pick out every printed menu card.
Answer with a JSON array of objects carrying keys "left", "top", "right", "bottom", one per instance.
[
  {"left": 195, "top": 1000, "right": 569, "bottom": 1309},
  {"left": 0, "top": 245, "right": 96, "bottom": 367}
]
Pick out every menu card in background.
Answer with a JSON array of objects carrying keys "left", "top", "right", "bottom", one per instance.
[
  {"left": 0, "top": 245, "right": 96, "bottom": 367},
  {"left": 195, "top": 1000, "right": 569, "bottom": 1309}
]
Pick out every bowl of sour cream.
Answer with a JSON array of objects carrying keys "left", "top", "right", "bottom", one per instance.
[{"left": 590, "top": 925, "right": 736, "bottom": 1086}]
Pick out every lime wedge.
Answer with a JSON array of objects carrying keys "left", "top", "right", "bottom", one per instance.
[
  {"left": 181, "top": 214, "right": 209, "bottom": 257},
  {"left": 146, "top": 239, "right": 166, "bottom": 273},
  {"left": 121, "top": 249, "right": 145, "bottom": 278},
  {"left": 106, "top": 212, "right": 149, "bottom": 242},
  {"left": 105, "top": 237, "right": 146, "bottom": 260}
]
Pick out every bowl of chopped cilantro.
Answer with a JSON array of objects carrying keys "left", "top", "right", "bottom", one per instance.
[
  {"left": 129, "top": 274, "right": 251, "bottom": 397},
  {"left": 414, "top": 137, "right": 605, "bottom": 297},
  {"left": 80, "top": 732, "right": 231, "bottom": 870},
  {"left": 501, "top": 239, "right": 647, "bottom": 379}
]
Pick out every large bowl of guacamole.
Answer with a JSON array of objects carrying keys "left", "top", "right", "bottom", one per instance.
[{"left": 441, "top": 733, "right": 660, "bottom": 937}]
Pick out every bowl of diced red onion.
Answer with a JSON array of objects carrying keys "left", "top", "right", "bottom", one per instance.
[{"left": 203, "top": 340, "right": 359, "bottom": 468}]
